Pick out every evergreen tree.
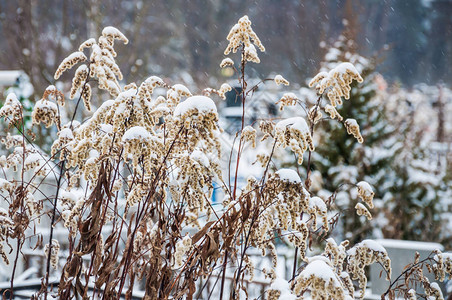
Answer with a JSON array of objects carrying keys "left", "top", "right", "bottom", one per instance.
[
  {"left": 313, "top": 22, "right": 395, "bottom": 244},
  {"left": 379, "top": 86, "right": 451, "bottom": 246}
]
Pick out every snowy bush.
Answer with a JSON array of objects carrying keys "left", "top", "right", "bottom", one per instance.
[{"left": 0, "top": 15, "right": 450, "bottom": 300}]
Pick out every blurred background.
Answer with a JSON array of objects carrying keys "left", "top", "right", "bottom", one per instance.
[{"left": 0, "top": 0, "right": 451, "bottom": 98}]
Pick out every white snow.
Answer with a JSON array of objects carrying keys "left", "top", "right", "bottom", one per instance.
[
  {"left": 174, "top": 95, "right": 217, "bottom": 116},
  {"left": 172, "top": 84, "right": 191, "bottom": 95},
  {"left": 220, "top": 58, "right": 234, "bottom": 66},
  {"left": 102, "top": 26, "right": 128, "bottom": 44},
  {"left": 333, "top": 62, "right": 360, "bottom": 76},
  {"left": 24, "top": 153, "right": 42, "bottom": 166},
  {"left": 122, "top": 126, "right": 151, "bottom": 141},
  {"left": 274, "top": 75, "right": 289, "bottom": 85},
  {"left": 61, "top": 51, "right": 86, "bottom": 64},
  {"left": 34, "top": 99, "right": 57, "bottom": 111},
  {"left": 349, "top": 239, "right": 387, "bottom": 255},
  {"left": 275, "top": 168, "right": 301, "bottom": 183},
  {"left": 59, "top": 128, "right": 73, "bottom": 139},
  {"left": 345, "top": 118, "right": 358, "bottom": 127},
  {"left": 145, "top": 75, "right": 164, "bottom": 85},
  {"left": 269, "top": 277, "right": 297, "bottom": 299},
  {"left": 300, "top": 256, "right": 341, "bottom": 287},
  {"left": 99, "top": 124, "right": 113, "bottom": 134},
  {"left": 5, "top": 93, "right": 21, "bottom": 106},
  {"left": 275, "top": 117, "right": 309, "bottom": 133},
  {"left": 357, "top": 181, "right": 373, "bottom": 195},
  {"left": 190, "top": 150, "right": 210, "bottom": 167},
  {"left": 309, "top": 196, "right": 327, "bottom": 212},
  {"left": 45, "top": 85, "right": 56, "bottom": 92}
]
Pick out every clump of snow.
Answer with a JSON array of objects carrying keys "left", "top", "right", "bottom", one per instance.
[
  {"left": 59, "top": 128, "right": 74, "bottom": 139},
  {"left": 34, "top": 99, "right": 57, "bottom": 111},
  {"left": 276, "top": 168, "right": 301, "bottom": 183},
  {"left": 174, "top": 95, "right": 217, "bottom": 116},
  {"left": 99, "top": 124, "right": 113, "bottom": 134},
  {"left": 300, "top": 256, "right": 341, "bottom": 287},
  {"left": 122, "top": 126, "right": 151, "bottom": 141},
  {"left": 344, "top": 118, "right": 358, "bottom": 127},
  {"left": 190, "top": 150, "right": 210, "bottom": 167},
  {"left": 275, "top": 117, "right": 309, "bottom": 134},
  {"left": 145, "top": 75, "right": 164, "bottom": 85},
  {"left": 5, "top": 93, "right": 21, "bottom": 105},
  {"left": 348, "top": 239, "right": 387, "bottom": 256},
  {"left": 220, "top": 58, "right": 234, "bottom": 68},
  {"left": 269, "top": 277, "right": 297, "bottom": 299},
  {"left": 357, "top": 181, "right": 373, "bottom": 194},
  {"left": 274, "top": 74, "right": 289, "bottom": 86},
  {"left": 24, "top": 153, "right": 42, "bottom": 166},
  {"left": 102, "top": 26, "right": 128, "bottom": 44},
  {"left": 172, "top": 84, "right": 191, "bottom": 95},
  {"left": 309, "top": 196, "right": 327, "bottom": 212}
]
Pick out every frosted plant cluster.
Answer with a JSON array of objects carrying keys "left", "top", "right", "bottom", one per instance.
[{"left": 0, "top": 15, "right": 450, "bottom": 300}]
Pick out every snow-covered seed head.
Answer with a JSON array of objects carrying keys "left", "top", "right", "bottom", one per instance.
[
  {"left": 220, "top": 58, "right": 234, "bottom": 68},
  {"left": 274, "top": 74, "right": 289, "bottom": 86},
  {"left": 355, "top": 203, "right": 372, "bottom": 220},
  {"left": 102, "top": 26, "right": 129, "bottom": 45},
  {"left": 78, "top": 38, "right": 96, "bottom": 51},
  {"left": 275, "top": 117, "right": 314, "bottom": 165},
  {"left": 324, "top": 104, "right": 343, "bottom": 121},
  {"left": 32, "top": 92, "right": 59, "bottom": 128},
  {"left": 347, "top": 240, "right": 391, "bottom": 298},
  {"left": 225, "top": 15, "right": 265, "bottom": 63},
  {"left": 241, "top": 126, "right": 257, "bottom": 148},
  {"left": 276, "top": 92, "right": 298, "bottom": 111},
  {"left": 309, "top": 62, "right": 363, "bottom": 107},
  {"left": 70, "top": 65, "right": 89, "bottom": 99},
  {"left": 259, "top": 120, "right": 275, "bottom": 141},
  {"left": 44, "top": 240, "right": 60, "bottom": 269},
  {"left": 293, "top": 256, "right": 346, "bottom": 300},
  {"left": 407, "top": 289, "right": 416, "bottom": 300},
  {"left": 54, "top": 51, "right": 87, "bottom": 80},
  {"left": 0, "top": 93, "right": 22, "bottom": 124},
  {"left": 344, "top": 118, "right": 363, "bottom": 143},
  {"left": 308, "top": 106, "right": 323, "bottom": 124},
  {"left": 202, "top": 83, "right": 232, "bottom": 100},
  {"left": 308, "top": 196, "right": 329, "bottom": 232},
  {"left": 356, "top": 181, "right": 374, "bottom": 208}
]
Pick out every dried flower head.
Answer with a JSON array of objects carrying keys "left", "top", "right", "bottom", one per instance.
[
  {"left": 356, "top": 181, "right": 374, "bottom": 208},
  {"left": 220, "top": 58, "right": 234, "bottom": 68},
  {"left": 309, "top": 62, "right": 363, "bottom": 107},
  {"left": 355, "top": 203, "right": 372, "bottom": 220},
  {"left": 70, "top": 65, "right": 89, "bottom": 99},
  {"left": 344, "top": 118, "right": 363, "bottom": 143},
  {"left": 274, "top": 74, "right": 289, "bottom": 86},
  {"left": 32, "top": 97, "right": 58, "bottom": 128},
  {"left": 324, "top": 104, "right": 343, "bottom": 121},
  {"left": 225, "top": 15, "right": 265, "bottom": 63},
  {"left": 44, "top": 240, "right": 60, "bottom": 269},
  {"left": 292, "top": 256, "right": 347, "bottom": 300},
  {"left": 0, "top": 93, "right": 22, "bottom": 124},
  {"left": 241, "top": 126, "right": 257, "bottom": 148},
  {"left": 347, "top": 240, "right": 391, "bottom": 299},
  {"left": 275, "top": 117, "right": 314, "bottom": 164},
  {"left": 276, "top": 92, "right": 298, "bottom": 111},
  {"left": 54, "top": 51, "right": 87, "bottom": 80},
  {"left": 308, "top": 106, "right": 323, "bottom": 124}
]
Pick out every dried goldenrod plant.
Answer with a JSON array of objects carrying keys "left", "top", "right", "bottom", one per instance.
[{"left": 0, "top": 15, "right": 450, "bottom": 300}]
